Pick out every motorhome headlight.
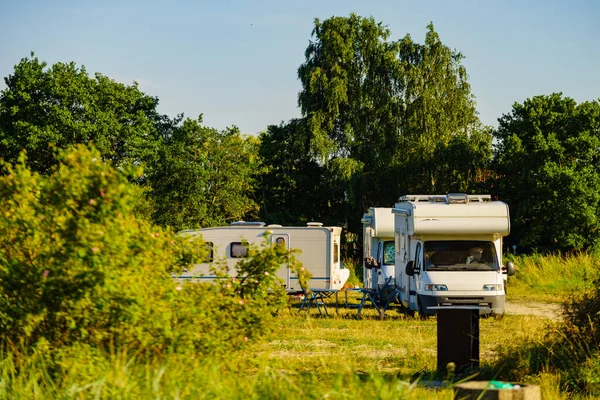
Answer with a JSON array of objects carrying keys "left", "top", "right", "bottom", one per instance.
[
  {"left": 425, "top": 284, "right": 448, "bottom": 291},
  {"left": 482, "top": 284, "right": 502, "bottom": 291}
]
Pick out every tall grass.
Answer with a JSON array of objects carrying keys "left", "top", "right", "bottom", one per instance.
[
  {"left": 492, "top": 252, "right": 600, "bottom": 397},
  {"left": 2, "top": 252, "right": 599, "bottom": 398},
  {"left": 0, "top": 309, "right": 575, "bottom": 399},
  {"left": 506, "top": 252, "right": 600, "bottom": 302}
]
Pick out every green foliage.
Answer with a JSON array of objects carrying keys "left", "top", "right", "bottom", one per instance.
[
  {"left": 295, "top": 15, "right": 490, "bottom": 236},
  {"left": 298, "top": 14, "right": 401, "bottom": 165},
  {"left": 394, "top": 24, "right": 490, "bottom": 195},
  {"left": 397, "top": 23, "right": 478, "bottom": 151},
  {"left": 493, "top": 93, "right": 600, "bottom": 251},
  {"left": 492, "top": 290, "right": 600, "bottom": 396},
  {"left": 222, "top": 239, "right": 311, "bottom": 304},
  {"left": 297, "top": 14, "right": 404, "bottom": 225},
  {"left": 148, "top": 116, "right": 261, "bottom": 229},
  {"left": 0, "top": 145, "right": 195, "bottom": 349},
  {"left": 257, "top": 119, "right": 344, "bottom": 225},
  {"left": 0, "top": 53, "right": 177, "bottom": 175},
  {"left": 488, "top": 253, "right": 600, "bottom": 396},
  {"left": 0, "top": 145, "right": 299, "bottom": 357}
]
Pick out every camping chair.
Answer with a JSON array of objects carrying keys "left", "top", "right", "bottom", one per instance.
[
  {"left": 356, "top": 286, "right": 381, "bottom": 317},
  {"left": 298, "top": 285, "right": 328, "bottom": 316},
  {"left": 357, "top": 276, "right": 398, "bottom": 319}
]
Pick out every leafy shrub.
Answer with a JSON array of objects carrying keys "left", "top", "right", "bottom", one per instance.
[
  {"left": 170, "top": 240, "right": 310, "bottom": 354},
  {"left": 0, "top": 145, "right": 305, "bottom": 357},
  {"left": 342, "top": 257, "right": 361, "bottom": 287},
  {"left": 493, "top": 271, "right": 600, "bottom": 395}
]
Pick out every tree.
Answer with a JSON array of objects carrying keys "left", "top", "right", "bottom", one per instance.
[
  {"left": 493, "top": 93, "right": 600, "bottom": 251},
  {"left": 257, "top": 119, "right": 345, "bottom": 225},
  {"left": 428, "top": 126, "right": 494, "bottom": 194},
  {"left": 0, "top": 53, "right": 176, "bottom": 174},
  {"left": 396, "top": 23, "right": 482, "bottom": 193},
  {"left": 148, "top": 117, "right": 261, "bottom": 229},
  {"left": 297, "top": 15, "right": 489, "bottom": 235},
  {"left": 0, "top": 145, "right": 306, "bottom": 354},
  {"left": 298, "top": 14, "right": 402, "bottom": 219}
]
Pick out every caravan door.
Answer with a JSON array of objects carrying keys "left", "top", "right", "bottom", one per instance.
[{"left": 271, "top": 234, "right": 291, "bottom": 290}]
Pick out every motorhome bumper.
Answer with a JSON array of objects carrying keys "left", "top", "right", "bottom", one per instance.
[{"left": 418, "top": 294, "right": 505, "bottom": 316}]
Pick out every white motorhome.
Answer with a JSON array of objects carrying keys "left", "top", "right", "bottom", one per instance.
[
  {"left": 393, "top": 194, "right": 515, "bottom": 316},
  {"left": 176, "top": 222, "right": 349, "bottom": 292},
  {"left": 361, "top": 208, "right": 395, "bottom": 289}
]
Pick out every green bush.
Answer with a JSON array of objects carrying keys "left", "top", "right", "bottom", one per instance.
[
  {"left": 493, "top": 255, "right": 600, "bottom": 395},
  {"left": 342, "top": 257, "right": 361, "bottom": 287},
  {"left": 0, "top": 145, "right": 305, "bottom": 357}
]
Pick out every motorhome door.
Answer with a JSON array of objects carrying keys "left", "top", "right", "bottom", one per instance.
[
  {"left": 408, "top": 242, "right": 421, "bottom": 311},
  {"left": 271, "top": 234, "right": 291, "bottom": 290}
]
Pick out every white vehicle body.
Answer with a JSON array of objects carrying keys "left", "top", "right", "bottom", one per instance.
[
  {"left": 176, "top": 222, "right": 349, "bottom": 292},
  {"left": 361, "top": 207, "right": 395, "bottom": 289},
  {"left": 393, "top": 194, "right": 513, "bottom": 316}
]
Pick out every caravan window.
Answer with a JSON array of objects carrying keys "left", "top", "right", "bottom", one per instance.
[
  {"left": 334, "top": 243, "right": 339, "bottom": 263},
  {"left": 205, "top": 242, "right": 214, "bottom": 262},
  {"left": 230, "top": 242, "right": 248, "bottom": 258}
]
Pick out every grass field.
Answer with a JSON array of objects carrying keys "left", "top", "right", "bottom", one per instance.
[
  {"left": 1, "top": 253, "right": 598, "bottom": 399},
  {"left": 0, "top": 295, "right": 567, "bottom": 399}
]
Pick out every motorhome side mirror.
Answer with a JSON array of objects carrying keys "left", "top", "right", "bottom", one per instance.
[
  {"left": 506, "top": 261, "right": 515, "bottom": 276},
  {"left": 405, "top": 261, "right": 415, "bottom": 276}
]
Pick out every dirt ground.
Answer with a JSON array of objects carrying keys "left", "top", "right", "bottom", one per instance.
[{"left": 504, "top": 300, "right": 562, "bottom": 320}]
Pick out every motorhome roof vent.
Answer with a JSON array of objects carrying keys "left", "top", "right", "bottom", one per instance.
[
  {"left": 466, "top": 194, "right": 492, "bottom": 202},
  {"left": 398, "top": 195, "right": 431, "bottom": 202},
  {"left": 307, "top": 222, "right": 323, "bottom": 227},
  {"left": 447, "top": 193, "right": 469, "bottom": 204},
  {"left": 398, "top": 194, "right": 492, "bottom": 204},
  {"left": 267, "top": 224, "right": 283, "bottom": 227},
  {"left": 230, "top": 221, "right": 266, "bottom": 226},
  {"left": 428, "top": 196, "right": 448, "bottom": 203}
]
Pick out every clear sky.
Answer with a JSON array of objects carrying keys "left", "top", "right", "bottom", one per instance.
[{"left": 1, "top": 0, "right": 599, "bottom": 135}]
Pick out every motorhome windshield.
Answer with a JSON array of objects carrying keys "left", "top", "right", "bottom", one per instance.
[{"left": 423, "top": 240, "right": 499, "bottom": 272}]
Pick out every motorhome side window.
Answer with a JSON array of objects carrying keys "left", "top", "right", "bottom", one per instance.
[
  {"left": 334, "top": 243, "right": 339, "bottom": 263},
  {"left": 423, "top": 240, "right": 499, "bottom": 271},
  {"left": 230, "top": 242, "right": 248, "bottom": 258},
  {"left": 205, "top": 242, "right": 214, "bottom": 262},
  {"left": 383, "top": 241, "right": 394, "bottom": 265}
]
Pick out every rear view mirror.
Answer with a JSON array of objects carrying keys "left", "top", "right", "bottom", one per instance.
[
  {"left": 505, "top": 261, "right": 515, "bottom": 276},
  {"left": 405, "top": 261, "right": 415, "bottom": 276}
]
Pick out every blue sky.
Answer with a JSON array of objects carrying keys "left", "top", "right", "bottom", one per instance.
[{"left": 1, "top": 0, "right": 598, "bottom": 135}]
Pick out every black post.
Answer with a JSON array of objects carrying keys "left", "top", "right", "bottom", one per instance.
[{"left": 436, "top": 308, "right": 480, "bottom": 374}]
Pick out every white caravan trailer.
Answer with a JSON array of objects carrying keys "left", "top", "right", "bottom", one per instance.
[
  {"left": 393, "top": 194, "right": 515, "bottom": 316},
  {"left": 361, "top": 208, "right": 395, "bottom": 289},
  {"left": 176, "top": 222, "right": 349, "bottom": 292}
]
